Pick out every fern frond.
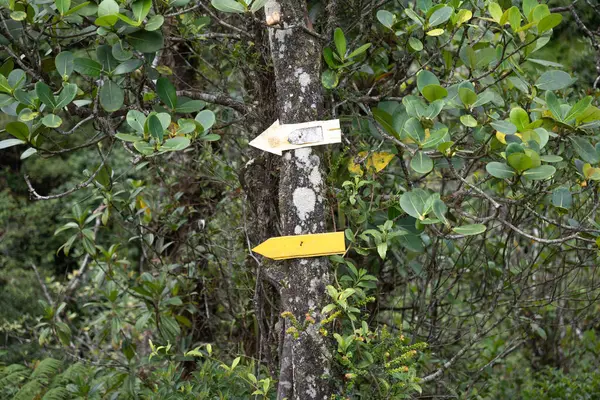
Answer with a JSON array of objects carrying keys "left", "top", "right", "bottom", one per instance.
[
  {"left": 0, "top": 364, "right": 30, "bottom": 390},
  {"left": 30, "top": 358, "right": 62, "bottom": 385},
  {"left": 41, "top": 387, "right": 70, "bottom": 400},
  {"left": 12, "top": 380, "right": 43, "bottom": 400}
]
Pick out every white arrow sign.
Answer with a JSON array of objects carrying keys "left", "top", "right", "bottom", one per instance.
[{"left": 249, "top": 119, "right": 342, "bottom": 156}]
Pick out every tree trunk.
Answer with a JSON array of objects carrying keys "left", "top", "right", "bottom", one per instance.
[{"left": 263, "top": 1, "right": 333, "bottom": 399}]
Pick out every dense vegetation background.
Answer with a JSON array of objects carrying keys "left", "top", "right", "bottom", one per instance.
[{"left": 1, "top": 0, "right": 600, "bottom": 398}]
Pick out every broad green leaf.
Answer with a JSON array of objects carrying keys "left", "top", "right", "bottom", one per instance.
[
  {"left": 0, "top": 93, "right": 14, "bottom": 107},
  {"left": 523, "top": 0, "right": 536, "bottom": 20},
  {"left": 116, "top": 13, "right": 142, "bottom": 26},
  {"left": 195, "top": 110, "right": 216, "bottom": 131},
  {"left": 134, "top": 141, "right": 155, "bottom": 155},
  {"left": 211, "top": 0, "right": 245, "bottom": 13},
  {"left": 540, "top": 155, "right": 562, "bottom": 163},
  {"left": 404, "top": 118, "right": 425, "bottom": 143},
  {"left": 399, "top": 189, "right": 429, "bottom": 220},
  {"left": 564, "top": 96, "right": 592, "bottom": 122},
  {"left": 508, "top": 6, "right": 521, "bottom": 31},
  {"left": 460, "top": 114, "right": 477, "bottom": 127},
  {"left": 112, "top": 42, "right": 133, "bottom": 61},
  {"left": 250, "top": 0, "right": 268, "bottom": 13},
  {"left": 177, "top": 98, "right": 205, "bottom": 113},
  {"left": 127, "top": 110, "right": 146, "bottom": 133},
  {"left": 486, "top": 162, "right": 516, "bottom": 179},
  {"left": 490, "top": 120, "right": 517, "bottom": 135},
  {"left": 55, "top": 83, "right": 78, "bottom": 110},
  {"left": 458, "top": 87, "right": 477, "bottom": 107},
  {"left": 409, "top": 37, "right": 423, "bottom": 51},
  {"left": 348, "top": 43, "right": 371, "bottom": 59},
  {"left": 545, "top": 91, "right": 562, "bottom": 120},
  {"left": 20, "top": 147, "right": 37, "bottom": 160},
  {"left": 334, "top": 28, "right": 347, "bottom": 59},
  {"left": 132, "top": 0, "right": 152, "bottom": 21},
  {"left": 429, "top": 6, "right": 452, "bottom": 27},
  {"left": 522, "top": 165, "right": 556, "bottom": 180},
  {"left": 160, "top": 137, "right": 191, "bottom": 152},
  {"left": 10, "top": 11, "right": 26, "bottom": 21},
  {"left": 322, "top": 69, "right": 339, "bottom": 89},
  {"left": 54, "top": 0, "right": 71, "bottom": 15},
  {"left": 507, "top": 152, "right": 533, "bottom": 172},
  {"left": 0, "top": 138, "right": 26, "bottom": 149},
  {"left": 64, "top": 1, "right": 90, "bottom": 16},
  {"left": 98, "top": 0, "right": 118, "bottom": 16},
  {"left": 421, "top": 84, "right": 447, "bottom": 102},
  {"left": 552, "top": 187, "right": 572, "bottom": 209},
  {"left": 6, "top": 121, "right": 29, "bottom": 141},
  {"left": 42, "top": 114, "right": 63, "bottom": 128},
  {"left": 405, "top": 8, "right": 424, "bottom": 25},
  {"left": 535, "top": 70, "right": 575, "bottom": 91},
  {"left": 127, "top": 30, "right": 164, "bottom": 53},
  {"left": 113, "top": 59, "right": 143, "bottom": 75},
  {"left": 0, "top": 75, "right": 11, "bottom": 93},
  {"left": 432, "top": 199, "right": 448, "bottom": 225},
  {"left": 416, "top": 70, "right": 439, "bottom": 92},
  {"left": 453, "top": 224, "right": 486, "bottom": 235},
  {"left": 538, "top": 13, "right": 562, "bottom": 33},
  {"left": 115, "top": 133, "right": 142, "bottom": 142},
  {"left": 509, "top": 107, "right": 529, "bottom": 131},
  {"left": 55, "top": 51, "right": 74, "bottom": 78},
  {"left": 410, "top": 151, "right": 433, "bottom": 174},
  {"left": 97, "top": 45, "right": 119, "bottom": 71},
  {"left": 570, "top": 137, "right": 599, "bottom": 164},
  {"left": 8, "top": 70, "right": 25, "bottom": 91},
  {"left": 74, "top": 58, "right": 102, "bottom": 77},
  {"left": 488, "top": 2, "right": 503, "bottom": 23},
  {"left": 148, "top": 114, "right": 164, "bottom": 142},
  {"left": 35, "top": 82, "right": 56, "bottom": 109},
  {"left": 157, "top": 77, "right": 177, "bottom": 109},
  {"left": 145, "top": 15, "right": 164, "bottom": 31},
  {"left": 426, "top": 28, "right": 445, "bottom": 36},
  {"left": 99, "top": 80, "right": 124, "bottom": 112},
  {"left": 377, "top": 10, "right": 395, "bottom": 29}
]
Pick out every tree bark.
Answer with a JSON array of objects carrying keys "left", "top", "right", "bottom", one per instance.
[{"left": 263, "top": 1, "right": 333, "bottom": 399}]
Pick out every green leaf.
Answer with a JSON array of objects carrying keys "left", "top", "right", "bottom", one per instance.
[
  {"left": 490, "top": 120, "right": 517, "bottom": 134},
  {"left": 6, "top": 121, "right": 30, "bottom": 141},
  {"left": 377, "top": 10, "right": 395, "bottom": 29},
  {"left": 134, "top": 141, "right": 155, "bottom": 155},
  {"left": 458, "top": 87, "right": 477, "bottom": 107},
  {"left": 399, "top": 189, "right": 429, "bottom": 220},
  {"left": 211, "top": 0, "right": 245, "bottom": 13},
  {"left": 42, "top": 114, "right": 63, "bottom": 128},
  {"left": 488, "top": 2, "right": 503, "bottom": 23},
  {"left": 416, "top": 70, "right": 439, "bottom": 92},
  {"left": 10, "top": 11, "right": 26, "bottom": 21},
  {"left": 112, "top": 42, "right": 133, "bottom": 61},
  {"left": 432, "top": 199, "right": 448, "bottom": 225},
  {"left": 195, "top": 110, "right": 216, "bottom": 131},
  {"left": 177, "top": 98, "right": 205, "bottom": 113},
  {"left": 115, "top": 133, "right": 142, "bottom": 142},
  {"left": 408, "top": 37, "right": 423, "bottom": 51},
  {"left": 36, "top": 82, "right": 56, "bottom": 109},
  {"left": 127, "top": 110, "right": 146, "bottom": 133},
  {"left": 570, "top": 137, "right": 599, "bottom": 164},
  {"left": 20, "top": 147, "right": 37, "bottom": 160},
  {"left": 132, "top": 0, "right": 152, "bottom": 21},
  {"left": 145, "top": 15, "right": 164, "bottom": 31},
  {"left": 127, "top": 30, "right": 164, "bottom": 53},
  {"left": 522, "top": 165, "right": 556, "bottom": 180},
  {"left": 538, "top": 13, "right": 562, "bottom": 33},
  {"left": 453, "top": 224, "right": 486, "bottom": 235},
  {"left": 545, "top": 91, "right": 562, "bottom": 120},
  {"left": 508, "top": 6, "right": 521, "bottom": 31},
  {"left": 540, "top": 155, "right": 562, "bottom": 163},
  {"left": 509, "top": 107, "right": 529, "bottom": 131},
  {"left": 249, "top": 0, "right": 267, "bottom": 12},
  {"left": 0, "top": 138, "right": 26, "bottom": 149},
  {"left": 552, "top": 187, "right": 572, "bottom": 209},
  {"left": 429, "top": 6, "right": 452, "bottom": 27},
  {"left": 460, "top": 114, "right": 477, "bottom": 127},
  {"left": 348, "top": 43, "right": 371, "bottom": 59},
  {"left": 157, "top": 77, "right": 177, "bottom": 109},
  {"left": 54, "top": 83, "right": 78, "bottom": 110},
  {"left": 535, "top": 70, "right": 575, "bottom": 91},
  {"left": 564, "top": 96, "right": 593, "bottom": 122},
  {"left": 99, "top": 80, "right": 124, "bottom": 112},
  {"left": 74, "top": 58, "right": 102, "bottom": 77},
  {"left": 55, "top": 51, "right": 74, "bottom": 78},
  {"left": 64, "top": 1, "right": 90, "bottom": 16},
  {"left": 97, "top": 45, "right": 119, "bottom": 72},
  {"left": 113, "top": 59, "right": 143, "bottom": 75},
  {"left": 334, "top": 28, "right": 347, "bottom": 59},
  {"left": 421, "top": 84, "right": 447, "bottom": 102},
  {"left": 160, "top": 136, "right": 191, "bottom": 151},
  {"left": 410, "top": 151, "right": 433, "bottom": 174},
  {"left": 0, "top": 75, "right": 11, "bottom": 93},
  {"left": 486, "top": 162, "right": 516, "bottom": 179},
  {"left": 148, "top": 114, "right": 164, "bottom": 142},
  {"left": 404, "top": 118, "right": 425, "bottom": 143}
]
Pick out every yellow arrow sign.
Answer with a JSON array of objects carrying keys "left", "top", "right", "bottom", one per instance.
[
  {"left": 249, "top": 119, "right": 342, "bottom": 156},
  {"left": 252, "top": 232, "right": 346, "bottom": 260}
]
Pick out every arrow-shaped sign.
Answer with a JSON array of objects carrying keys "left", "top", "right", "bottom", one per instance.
[
  {"left": 252, "top": 232, "right": 346, "bottom": 260},
  {"left": 249, "top": 119, "right": 342, "bottom": 156}
]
